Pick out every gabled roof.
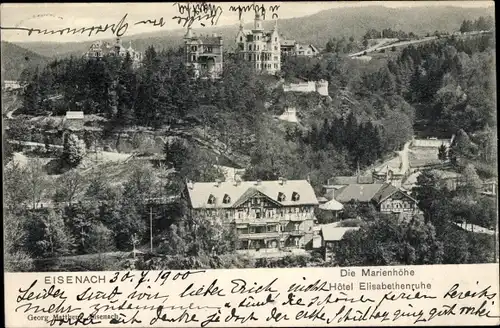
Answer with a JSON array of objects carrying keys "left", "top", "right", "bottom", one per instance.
[
  {"left": 334, "top": 183, "right": 416, "bottom": 205},
  {"left": 186, "top": 180, "right": 318, "bottom": 209},
  {"left": 320, "top": 223, "right": 360, "bottom": 242},
  {"left": 319, "top": 198, "right": 343, "bottom": 211},
  {"left": 328, "top": 175, "right": 374, "bottom": 185},
  {"left": 334, "top": 183, "right": 386, "bottom": 203},
  {"left": 281, "top": 39, "right": 296, "bottom": 46},
  {"left": 371, "top": 184, "right": 401, "bottom": 204},
  {"left": 309, "top": 45, "right": 319, "bottom": 53},
  {"left": 232, "top": 187, "right": 282, "bottom": 208},
  {"left": 199, "top": 36, "right": 222, "bottom": 44}
]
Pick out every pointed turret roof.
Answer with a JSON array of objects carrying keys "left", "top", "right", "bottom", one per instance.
[{"left": 184, "top": 27, "right": 194, "bottom": 39}]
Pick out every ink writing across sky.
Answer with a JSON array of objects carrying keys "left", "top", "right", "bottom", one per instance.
[
  {"left": 172, "top": 2, "right": 223, "bottom": 28},
  {"left": 229, "top": 3, "right": 281, "bottom": 20},
  {"left": 0, "top": 14, "right": 130, "bottom": 38},
  {"left": 0, "top": 2, "right": 223, "bottom": 38},
  {"left": 0, "top": 2, "right": 281, "bottom": 39}
]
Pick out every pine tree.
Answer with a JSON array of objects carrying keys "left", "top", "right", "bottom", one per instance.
[
  {"left": 116, "top": 52, "right": 136, "bottom": 126},
  {"left": 438, "top": 144, "right": 448, "bottom": 162},
  {"left": 22, "top": 67, "right": 42, "bottom": 115}
]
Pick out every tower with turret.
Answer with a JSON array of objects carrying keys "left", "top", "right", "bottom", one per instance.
[{"left": 235, "top": 11, "right": 281, "bottom": 74}]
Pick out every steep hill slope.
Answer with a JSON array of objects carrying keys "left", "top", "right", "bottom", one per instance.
[{"left": 1, "top": 41, "right": 50, "bottom": 81}]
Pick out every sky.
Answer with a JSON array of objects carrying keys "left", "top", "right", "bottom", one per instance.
[{"left": 0, "top": 1, "right": 494, "bottom": 43}]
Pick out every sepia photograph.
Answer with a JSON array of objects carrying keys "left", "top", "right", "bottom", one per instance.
[{"left": 2, "top": 1, "right": 497, "bottom": 275}]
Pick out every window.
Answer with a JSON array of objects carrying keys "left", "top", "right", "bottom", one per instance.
[
  {"left": 191, "top": 46, "right": 197, "bottom": 51},
  {"left": 248, "top": 55, "right": 252, "bottom": 61},
  {"left": 292, "top": 192, "right": 300, "bottom": 201},
  {"left": 223, "top": 194, "right": 231, "bottom": 204},
  {"left": 278, "top": 192, "right": 286, "bottom": 201},
  {"left": 275, "top": 46, "right": 278, "bottom": 50},
  {"left": 256, "top": 209, "right": 261, "bottom": 219},
  {"left": 257, "top": 45, "right": 259, "bottom": 51},
  {"left": 240, "top": 36, "right": 243, "bottom": 42},
  {"left": 207, "top": 194, "right": 216, "bottom": 204},
  {"left": 206, "top": 46, "right": 213, "bottom": 53},
  {"left": 249, "top": 44, "right": 252, "bottom": 51},
  {"left": 275, "top": 37, "right": 277, "bottom": 42}
]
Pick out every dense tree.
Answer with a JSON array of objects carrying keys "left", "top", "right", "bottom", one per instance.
[
  {"left": 438, "top": 144, "right": 448, "bottom": 162},
  {"left": 4, "top": 163, "right": 31, "bottom": 210},
  {"left": 86, "top": 222, "right": 116, "bottom": 254},
  {"left": 62, "top": 133, "right": 86, "bottom": 168},
  {"left": 63, "top": 203, "right": 98, "bottom": 253},
  {"left": 334, "top": 216, "right": 444, "bottom": 266},
  {"left": 26, "top": 209, "right": 75, "bottom": 258},
  {"left": 4, "top": 211, "right": 34, "bottom": 272},
  {"left": 53, "top": 170, "right": 86, "bottom": 205},
  {"left": 25, "top": 159, "right": 51, "bottom": 210},
  {"left": 412, "top": 170, "right": 452, "bottom": 227}
]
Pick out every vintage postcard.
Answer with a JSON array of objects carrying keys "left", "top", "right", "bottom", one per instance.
[{"left": 1, "top": 1, "right": 498, "bottom": 327}]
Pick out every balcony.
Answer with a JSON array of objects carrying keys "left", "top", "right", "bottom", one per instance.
[
  {"left": 288, "top": 230, "right": 306, "bottom": 236},
  {"left": 234, "top": 213, "right": 313, "bottom": 224},
  {"left": 238, "top": 232, "right": 281, "bottom": 240}
]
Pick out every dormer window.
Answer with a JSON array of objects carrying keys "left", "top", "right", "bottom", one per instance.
[
  {"left": 223, "top": 194, "right": 231, "bottom": 204},
  {"left": 207, "top": 194, "right": 216, "bottom": 205},
  {"left": 292, "top": 192, "right": 300, "bottom": 201},
  {"left": 278, "top": 192, "right": 286, "bottom": 202}
]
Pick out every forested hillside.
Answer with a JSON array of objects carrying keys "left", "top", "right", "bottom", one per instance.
[
  {"left": 1, "top": 41, "right": 49, "bottom": 81},
  {"left": 13, "top": 27, "right": 495, "bottom": 193},
  {"left": 4, "top": 17, "right": 497, "bottom": 272}
]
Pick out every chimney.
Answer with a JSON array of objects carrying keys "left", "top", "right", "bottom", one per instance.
[
  {"left": 187, "top": 180, "right": 193, "bottom": 189},
  {"left": 278, "top": 177, "right": 284, "bottom": 185},
  {"left": 255, "top": 179, "right": 262, "bottom": 185},
  {"left": 215, "top": 179, "right": 222, "bottom": 187},
  {"left": 212, "top": 33, "right": 218, "bottom": 37}
]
